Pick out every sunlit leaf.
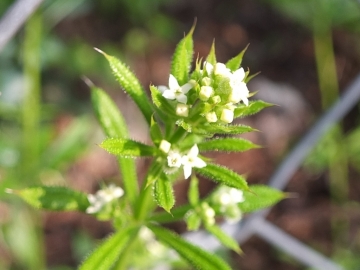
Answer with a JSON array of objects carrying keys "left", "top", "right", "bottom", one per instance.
[
  {"left": 171, "top": 24, "right": 195, "bottom": 85},
  {"left": 194, "top": 124, "right": 257, "bottom": 135},
  {"left": 234, "top": 100, "right": 273, "bottom": 118},
  {"left": 239, "top": 185, "right": 286, "bottom": 213},
  {"left": 100, "top": 138, "right": 156, "bottom": 157},
  {"left": 95, "top": 48, "right": 152, "bottom": 124},
  {"left": 195, "top": 163, "right": 249, "bottom": 191},
  {"left": 205, "top": 224, "right": 242, "bottom": 254},
  {"left": 154, "top": 175, "right": 175, "bottom": 213},
  {"left": 188, "top": 175, "right": 199, "bottom": 206},
  {"left": 198, "top": 138, "right": 260, "bottom": 152},
  {"left": 225, "top": 44, "right": 249, "bottom": 72},
  {"left": 10, "top": 186, "right": 89, "bottom": 211},
  {"left": 205, "top": 40, "right": 216, "bottom": 66},
  {"left": 149, "top": 225, "right": 231, "bottom": 270}
]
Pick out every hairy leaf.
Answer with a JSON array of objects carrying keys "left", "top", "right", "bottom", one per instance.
[
  {"left": 79, "top": 227, "right": 136, "bottom": 270},
  {"left": 149, "top": 225, "right": 231, "bottom": 270},
  {"left": 205, "top": 224, "right": 242, "bottom": 254},
  {"left": 100, "top": 138, "right": 156, "bottom": 157},
  {"left": 195, "top": 163, "right": 249, "bottom": 191},
  {"left": 154, "top": 175, "right": 175, "bottom": 213},
  {"left": 239, "top": 185, "right": 286, "bottom": 213},
  {"left": 91, "top": 87, "right": 138, "bottom": 204},
  {"left": 205, "top": 40, "right": 217, "bottom": 65},
  {"left": 198, "top": 138, "right": 259, "bottom": 152},
  {"left": 11, "top": 186, "right": 89, "bottom": 211},
  {"left": 234, "top": 100, "right": 273, "bottom": 118},
  {"left": 150, "top": 115, "right": 163, "bottom": 146},
  {"left": 96, "top": 49, "right": 152, "bottom": 124},
  {"left": 195, "top": 124, "right": 257, "bottom": 135},
  {"left": 170, "top": 25, "right": 195, "bottom": 85},
  {"left": 225, "top": 44, "right": 249, "bottom": 72}
]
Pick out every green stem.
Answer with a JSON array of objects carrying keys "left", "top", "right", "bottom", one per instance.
[
  {"left": 313, "top": 24, "right": 339, "bottom": 109},
  {"left": 113, "top": 229, "right": 139, "bottom": 270},
  {"left": 22, "top": 12, "right": 42, "bottom": 180}
]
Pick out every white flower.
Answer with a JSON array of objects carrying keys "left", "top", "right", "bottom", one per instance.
[
  {"left": 181, "top": 144, "right": 206, "bottom": 179},
  {"left": 158, "top": 74, "right": 194, "bottom": 104},
  {"left": 167, "top": 151, "right": 182, "bottom": 168},
  {"left": 204, "top": 62, "right": 231, "bottom": 77},
  {"left": 220, "top": 108, "right": 234, "bottom": 123},
  {"left": 159, "top": 140, "right": 171, "bottom": 154},
  {"left": 176, "top": 103, "right": 189, "bottom": 117},
  {"left": 212, "top": 186, "right": 244, "bottom": 224},
  {"left": 228, "top": 68, "right": 249, "bottom": 105},
  {"left": 86, "top": 184, "right": 124, "bottom": 214},
  {"left": 205, "top": 111, "right": 218, "bottom": 123},
  {"left": 199, "top": 86, "right": 214, "bottom": 101}
]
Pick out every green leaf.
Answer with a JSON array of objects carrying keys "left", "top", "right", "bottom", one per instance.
[
  {"left": 205, "top": 224, "right": 242, "bottom": 254},
  {"left": 225, "top": 44, "right": 249, "bottom": 72},
  {"left": 91, "top": 87, "right": 138, "bottom": 205},
  {"left": 170, "top": 25, "right": 195, "bottom": 85},
  {"left": 195, "top": 124, "right": 256, "bottom": 135},
  {"left": 79, "top": 226, "right": 137, "bottom": 270},
  {"left": 239, "top": 185, "right": 286, "bottom": 213},
  {"left": 154, "top": 175, "right": 175, "bottom": 213},
  {"left": 150, "top": 204, "right": 191, "bottom": 223},
  {"left": 198, "top": 138, "right": 260, "bottom": 152},
  {"left": 244, "top": 71, "right": 260, "bottom": 83},
  {"left": 150, "top": 115, "right": 163, "bottom": 146},
  {"left": 205, "top": 40, "right": 217, "bottom": 66},
  {"left": 96, "top": 48, "right": 152, "bottom": 124},
  {"left": 188, "top": 175, "right": 199, "bottom": 206},
  {"left": 195, "top": 163, "right": 249, "bottom": 191},
  {"left": 100, "top": 138, "right": 156, "bottom": 157},
  {"left": 234, "top": 100, "right": 273, "bottom": 118},
  {"left": 149, "top": 225, "right": 231, "bottom": 270},
  {"left": 10, "top": 186, "right": 89, "bottom": 211}
]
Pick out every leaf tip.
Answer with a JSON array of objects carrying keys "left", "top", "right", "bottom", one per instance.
[
  {"left": 94, "top": 47, "right": 106, "bottom": 55},
  {"left": 5, "top": 188, "right": 14, "bottom": 194}
]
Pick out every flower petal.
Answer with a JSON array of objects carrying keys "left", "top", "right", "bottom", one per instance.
[
  {"left": 162, "top": 90, "right": 176, "bottom": 100},
  {"left": 194, "top": 157, "right": 207, "bottom": 168},
  {"left": 188, "top": 144, "right": 199, "bottom": 157},
  {"left": 233, "top": 68, "right": 245, "bottom": 82},
  {"left": 169, "top": 74, "right": 180, "bottom": 90},
  {"left": 181, "top": 82, "right": 194, "bottom": 94},
  {"left": 176, "top": 94, "right": 188, "bottom": 104},
  {"left": 157, "top": 85, "right": 168, "bottom": 93},
  {"left": 183, "top": 165, "right": 192, "bottom": 179}
]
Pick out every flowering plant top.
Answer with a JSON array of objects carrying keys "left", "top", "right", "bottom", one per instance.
[{"left": 8, "top": 24, "right": 286, "bottom": 270}]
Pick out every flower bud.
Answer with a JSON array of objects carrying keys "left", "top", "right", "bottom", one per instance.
[
  {"left": 205, "top": 111, "right": 218, "bottom": 123},
  {"left": 201, "top": 77, "right": 211, "bottom": 86},
  {"left": 220, "top": 108, "right": 234, "bottom": 123},
  {"left": 199, "top": 86, "right": 214, "bottom": 101},
  {"left": 176, "top": 103, "right": 189, "bottom": 117},
  {"left": 211, "top": 95, "right": 221, "bottom": 104},
  {"left": 159, "top": 140, "right": 171, "bottom": 153}
]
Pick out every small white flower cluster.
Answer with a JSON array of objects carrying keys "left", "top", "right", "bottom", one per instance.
[
  {"left": 158, "top": 60, "right": 249, "bottom": 124},
  {"left": 86, "top": 184, "right": 124, "bottom": 214},
  {"left": 158, "top": 75, "right": 196, "bottom": 118},
  {"left": 201, "top": 62, "right": 249, "bottom": 124},
  {"left": 159, "top": 140, "right": 206, "bottom": 179},
  {"left": 212, "top": 186, "right": 245, "bottom": 224}
]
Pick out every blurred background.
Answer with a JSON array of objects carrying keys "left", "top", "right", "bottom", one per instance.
[{"left": 1, "top": 0, "right": 360, "bottom": 269}]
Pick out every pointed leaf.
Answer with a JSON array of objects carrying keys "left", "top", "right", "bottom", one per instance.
[
  {"left": 234, "top": 100, "right": 273, "bottom": 118},
  {"left": 150, "top": 115, "right": 163, "bottom": 146},
  {"left": 100, "top": 138, "right": 156, "bottom": 157},
  {"left": 195, "top": 163, "right": 249, "bottom": 191},
  {"left": 198, "top": 138, "right": 260, "bottom": 152},
  {"left": 205, "top": 224, "right": 242, "bottom": 254},
  {"left": 188, "top": 175, "right": 199, "bottom": 206},
  {"left": 244, "top": 71, "right": 260, "bottom": 83},
  {"left": 154, "top": 175, "right": 175, "bottom": 213},
  {"left": 171, "top": 25, "right": 195, "bottom": 85},
  {"left": 9, "top": 186, "right": 89, "bottom": 211},
  {"left": 149, "top": 225, "right": 232, "bottom": 270},
  {"left": 194, "top": 124, "right": 256, "bottom": 135},
  {"left": 205, "top": 40, "right": 217, "bottom": 65},
  {"left": 96, "top": 49, "right": 152, "bottom": 124},
  {"left": 91, "top": 87, "right": 138, "bottom": 204},
  {"left": 79, "top": 227, "right": 136, "bottom": 270},
  {"left": 239, "top": 185, "right": 286, "bottom": 213},
  {"left": 225, "top": 44, "right": 249, "bottom": 72}
]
